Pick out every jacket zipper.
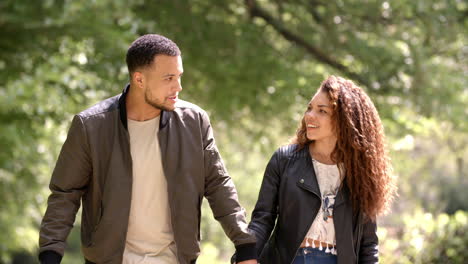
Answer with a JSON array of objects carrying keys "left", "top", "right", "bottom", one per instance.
[
  {"left": 289, "top": 189, "right": 321, "bottom": 264},
  {"left": 355, "top": 213, "right": 362, "bottom": 263},
  {"left": 121, "top": 130, "right": 133, "bottom": 262}
]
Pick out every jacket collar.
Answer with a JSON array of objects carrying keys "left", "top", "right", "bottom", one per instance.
[
  {"left": 335, "top": 180, "right": 349, "bottom": 207},
  {"left": 295, "top": 145, "right": 321, "bottom": 197},
  {"left": 296, "top": 144, "right": 348, "bottom": 207},
  {"left": 118, "top": 83, "right": 170, "bottom": 130}
]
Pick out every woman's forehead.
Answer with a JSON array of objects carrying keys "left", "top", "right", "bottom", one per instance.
[{"left": 309, "top": 91, "right": 330, "bottom": 105}]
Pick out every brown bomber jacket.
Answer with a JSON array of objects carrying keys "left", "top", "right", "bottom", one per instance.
[{"left": 39, "top": 84, "right": 256, "bottom": 263}]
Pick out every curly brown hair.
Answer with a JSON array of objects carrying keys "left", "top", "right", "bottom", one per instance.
[{"left": 292, "top": 75, "right": 396, "bottom": 220}]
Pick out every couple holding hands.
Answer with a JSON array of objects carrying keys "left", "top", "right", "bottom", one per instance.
[{"left": 39, "top": 34, "right": 396, "bottom": 264}]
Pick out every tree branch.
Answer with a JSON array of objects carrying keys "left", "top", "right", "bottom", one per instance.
[{"left": 244, "top": 0, "right": 370, "bottom": 87}]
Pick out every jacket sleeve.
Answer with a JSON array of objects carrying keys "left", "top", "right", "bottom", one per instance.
[
  {"left": 359, "top": 217, "right": 379, "bottom": 263},
  {"left": 248, "top": 149, "right": 281, "bottom": 258},
  {"left": 200, "top": 111, "right": 256, "bottom": 262},
  {"left": 39, "top": 115, "right": 92, "bottom": 262}
]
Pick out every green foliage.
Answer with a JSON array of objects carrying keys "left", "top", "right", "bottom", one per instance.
[
  {"left": 385, "top": 112, "right": 467, "bottom": 216},
  {"left": 380, "top": 210, "right": 468, "bottom": 264},
  {"left": 0, "top": 0, "right": 466, "bottom": 263}
]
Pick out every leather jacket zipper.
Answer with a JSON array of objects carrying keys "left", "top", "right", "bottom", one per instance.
[
  {"left": 355, "top": 213, "right": 362, "bottom": 263},
  {"left": 290, "top": 186, "right": 321, "bottom": 264}
]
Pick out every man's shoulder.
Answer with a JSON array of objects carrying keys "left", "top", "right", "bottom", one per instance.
[
  {"left": 174, "top": 99, "right": 206, "bottom": 114},
  {"left": 77, "top": 94, "right": 120, "bottom": 120},
  {"left": 173, "top": 100, "right": 210, "bottom": 121}
]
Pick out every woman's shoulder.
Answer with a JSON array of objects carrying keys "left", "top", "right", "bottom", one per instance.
[{"left": 273, "top": 144, "right": 307, "bottom": 159}]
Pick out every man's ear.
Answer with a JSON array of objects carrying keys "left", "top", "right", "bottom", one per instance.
[{"left": 132, "top": 71, "right": 144, "bottom": 89}]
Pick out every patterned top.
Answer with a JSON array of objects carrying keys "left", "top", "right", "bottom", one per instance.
[{"left": 302, "top": 159, "right": 342, "bottom": 254}]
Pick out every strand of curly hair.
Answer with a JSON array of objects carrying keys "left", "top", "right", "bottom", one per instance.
[{"left": 292, "top": 76, "right": 397, "bottom": 220}]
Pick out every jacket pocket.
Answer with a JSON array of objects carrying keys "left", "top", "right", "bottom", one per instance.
[
  {"left": 354, "top": 212, "right": 363, "bottom": 263},
  {"left": 197, "top": 196, "right": 202, "bottom": 241},
  {"left": 86, "top": 203, "right": 104, "bottom": 247}
]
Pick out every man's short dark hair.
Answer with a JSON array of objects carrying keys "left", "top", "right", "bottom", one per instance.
[{"left": 126, "top": 34, "right": 181, "bottom": 74}]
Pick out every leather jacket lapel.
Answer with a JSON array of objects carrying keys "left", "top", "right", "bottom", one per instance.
[{"left": 296, "top": 146, "right": 321, "bottom": 197}]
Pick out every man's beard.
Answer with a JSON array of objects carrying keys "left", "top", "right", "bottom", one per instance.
[{"left": 144, "top": 89, "right": 175, "bottom": 112}]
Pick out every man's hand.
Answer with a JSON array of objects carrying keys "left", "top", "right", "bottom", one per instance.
[{"left": 237, "top": 260, "right": 258, "bottom": 264}]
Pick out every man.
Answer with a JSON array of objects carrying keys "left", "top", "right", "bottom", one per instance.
[{"left": 39, "top": 34, "right": 257, "bottom": 264}]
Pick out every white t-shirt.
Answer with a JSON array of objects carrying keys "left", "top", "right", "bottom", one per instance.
[
  {"left": 302, "top": 159, "right": 341, "bottom": 254},
  {"left": 123, "top": 116, "right": 178, "bottom": 264}
]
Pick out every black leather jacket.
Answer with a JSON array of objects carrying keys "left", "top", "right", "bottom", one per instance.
[{"left": 249, "top": 144, "right": 379, "bottom": 264}]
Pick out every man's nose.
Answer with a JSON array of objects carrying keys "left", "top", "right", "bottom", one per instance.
[{"left": 175, "top": 79, "right": 182, "bottom": 92}]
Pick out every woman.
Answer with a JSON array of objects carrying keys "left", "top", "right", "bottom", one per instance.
[{"left": 248, "top": 76, "right": 397, "bottom": 264}]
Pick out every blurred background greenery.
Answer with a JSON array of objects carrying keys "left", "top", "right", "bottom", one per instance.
[{"left": 0, "top": 0, "right": 466, "bottom": 263}]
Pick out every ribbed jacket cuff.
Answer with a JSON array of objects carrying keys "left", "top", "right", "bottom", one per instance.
[
  {"left": 39, "top": 250, "right": 62, "bottom": 264},
  {"left": 234, "top": 242, "right": 257, "bottom": 262}
]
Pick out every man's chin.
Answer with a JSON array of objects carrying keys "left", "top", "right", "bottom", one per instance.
[
  {"left": 165, "top": 101, "right": 178, "bottom": 111},
  {"left": 163, "top": 106, "right": 176, "bottom": 112},
  {"left": 159, "top": 103, "right": 176, "bottom": 112},
  {"left": 146, "top": 101, "right": 176, "bottom": 112}
]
